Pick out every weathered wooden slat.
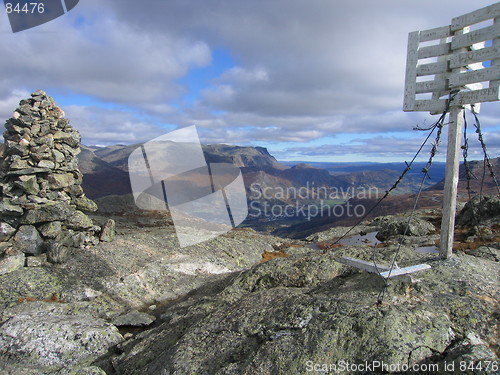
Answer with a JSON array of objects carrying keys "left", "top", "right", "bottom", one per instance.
[
  {"left": 450, "top": 87, "right": 500, "bottom": 106},
  {"left": 411, "top": 99, "right": 447, "bottom": 113},
  {"left": 432, "top": 39, "right": 454, "bottom": 104},
  {"left": 450, "top": 46, "right": 500, "bottom": 69},
  {"left": 466, "top": 42, "right": 487, "bottom": 73},
  {"left": 415, "top": 79, "right": 448, "bottom": 94},
  {"left": 451, "top": 3, "right": 500, "bottom": 32},
  {"left": 419, "top": 25, "right": 452, "bottom": 42},
  {"left": 491, "top": 17, "right": 500, "bottom": 93},
  {"left": 336, "top": 256, "right": 390, "bottom": 273},
  {"left": 404, "top": 4, "right": 499, "bottom": 117},
  {"left": 452, "top": 23, "right": 500, "bottom": 50},
  {"left": 403, "top": 31, "right": 420, "bottom": 111},
  {"left": 380, "top": 264, "right": 431, "bottom": 278},
  {"left": 416, "top": 60, "right": 449, "bottom": 76},
  {"left": 418, "top": 43, "right": 451, "bottom": 59}
]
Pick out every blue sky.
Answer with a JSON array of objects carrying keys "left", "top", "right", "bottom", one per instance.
[{"left": 0, "top": 0, "right": 499, "bottom": 163}]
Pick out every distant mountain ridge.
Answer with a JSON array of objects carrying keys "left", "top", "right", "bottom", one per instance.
[
  {"left": 2, "top": 141, "right": 498, "bottom": 233},
  {"left": 92, "top": 143, "right": 285, "bottom": 173}
]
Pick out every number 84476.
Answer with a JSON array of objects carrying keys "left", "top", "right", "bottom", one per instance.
[{"left": 5, "top": 2, "right": 45, "bottom": 14}]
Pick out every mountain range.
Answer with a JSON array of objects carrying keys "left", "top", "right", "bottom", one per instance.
[
  {"left": 76, "top": 143, "right": 449, "bottom": 198},
  {"left": 1, "top": 141, "right": 498, "bottom": 235}
]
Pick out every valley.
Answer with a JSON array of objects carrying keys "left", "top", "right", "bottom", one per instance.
[{"left": 72, "top": 142, "right": 499, "bottom": 235}]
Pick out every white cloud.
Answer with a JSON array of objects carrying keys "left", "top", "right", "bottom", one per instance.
[
  {"left": 0, "top": 0, "right": 498, "bottom": 162},
  {"left": 0, "top": 89, "right": 30, "bottom": 123},
  {"left": 0, "top": 6, "right": 211, "bottom": 110},
  {"left": 64, "top": 105, "right": 168, "bottom": 145}
]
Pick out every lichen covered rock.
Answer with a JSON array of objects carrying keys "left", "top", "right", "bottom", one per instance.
[
  {"left": 0, "top": 304, "right": 123, "bottom": 369},
  {"left": 457, "top": 195, "right": 500, "bottom": 227},
  {"left": 110, "top": 249, "right": 498, "bottom": 375},
  {"left": 374, "top": 215, "right": 436, "bottom": 240}
]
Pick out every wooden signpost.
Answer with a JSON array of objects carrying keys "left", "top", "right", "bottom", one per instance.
[
  {"left": 332, "top": 4, "right": 498, "bottom": 281},
  {"left": 403, "top": 3, "right": 500, "bottom": 259}
]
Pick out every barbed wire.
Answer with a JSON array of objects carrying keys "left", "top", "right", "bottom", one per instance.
[
  {"left": 377, "top": 113, "right": 445, "bottom": 304},
  {"left": 331, "top": 110, "right": 449, "bottom": 247},
  {"left": 460, "top": 107, "right": 499, "bottom": 262},
  {"left": 471, "top": 107, "right": 500, "bottom": 196}
]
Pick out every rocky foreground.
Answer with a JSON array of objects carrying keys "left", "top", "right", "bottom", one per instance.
[{"left": 0, "top": 194, "right": 498, "bottom": 374}]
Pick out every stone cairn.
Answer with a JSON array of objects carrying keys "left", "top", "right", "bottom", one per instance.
[{"left": 0, "top": 90, "right": 114, "bottom": 272}]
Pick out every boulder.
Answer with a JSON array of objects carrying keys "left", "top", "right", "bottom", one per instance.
[
  {"left": 45, "top": 239, "right": 68, "bottom": 264},
  {"left": 0, "top": 253, "right": 25, "bottom": 276},
  {"left": 0, "top": 200, "right": 24, "bottom": 216},
  {"left": 0, "top": 222, "right": 16, "bottom": 242},
  {"left": 38, "top": 221, "right": 62, "bottom": 238},
  {"left": 73, "top": 195, "right": 98, "bottom": 212},
  {"left": 14, "top": 175, "right": 40, "bottom": 195},
  {"left": 457, "top": 195, "right": 500, "bottom": 227},
  {"left": 65, "top": 210, "right": 94, "bottom": 230},
  {"left": 112, "top": 310, "right": 156, "bottom": 327},
  {"left": 12, "top": 225, "right": 44, "bottom": 255},
  {"left": 47, "top": 172, "right": 76, "bottom": 189},
  {"left": 99, "top": 219, "right": 116, "bottom": 242},
  {"left": 375, "top": 215, "right": 436, "bottom": 240},
  {"left": 0, "top": 307, "right": 123, "bottom": 370}
]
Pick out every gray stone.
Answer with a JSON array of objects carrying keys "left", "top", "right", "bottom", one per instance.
[
  {"left": 0, "top": 253, "right": 25, "bottom": 275},
  {"left": 53, "top": 130, "right": 80, "bottom": 147},
  {"left": 52, "top": 148, "right": 65, "bottom": 163},
  {"left": 8, "top": 158, "right": 30, "bottom": 170},
  {"left": 66, "top": 210, "right": 93, "bottom": 230},
  {"left": 0, "top": 308, "right": 123, "bottom": 369},
  {"left": 37, "top": 159, "right": 55, "bottom": 169},
  {"left": 100, "top": 219, "right": 116, "bottom": 242},
  {"left": 0, "top": 200, "right": 24, "bottom": 216},
  {"left": 27, "top": 195, "right": 48, "bottom": 204},
  {"left": 25, "top": 253, "right": 48, "bottom": 267},
  {"left": 66, "top": 184, "right": 84, "bottom": 197},
  {"left": 14, "top": 174, "right": 39, "bottom": 195},
  {"left": 457, "top": 195, "right": 500, "bottom": 227},
  {"left": 13, "top": 225, "right": 44, "bottom": 255},
  {"left": 21, "top": 202, "right": 75, "bottom": 224},
  {"left": 8, "top": 144, "right": 29, "bottom": 157},
  {"left": 73, "top": 195, "right": 98, "bottom": 212},
  {"left": 38, "top": 220, "right": 62, "bottom": 238},
  {"left": 45, "top": 239, "right": 68, "bottom": 264},
  {"left": 47, "top": 172, "right": 76, "bottom": 189},
  {"left": 112, "top": 310, "right": 156, "bottom": 327},
  {"left": 0, "top": 222, "right": 16, "bottom": 242},
  {"left": 32, "top": 89, "right": 45, "bottom": 97},
  {"left": 34, "top": 134, "right": 54, "bottom": 148},
  {"left": 5, "top": 167, "right": 51, "bottom": 176},
  {"left": 375, "top": 215, "right": 436, "bottom": 240}
]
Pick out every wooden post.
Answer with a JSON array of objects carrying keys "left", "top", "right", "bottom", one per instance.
[{"left": 439, "top": 106, "right": 464, "bottom": 259}]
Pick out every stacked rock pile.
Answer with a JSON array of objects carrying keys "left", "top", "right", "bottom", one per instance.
[{"left": 0, "top": 90, "right": 114, "bottom": 272}]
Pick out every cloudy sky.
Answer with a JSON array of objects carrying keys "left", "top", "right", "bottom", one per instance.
[{"left": 0, "top": 0, "right": 498, "bottom": 162}]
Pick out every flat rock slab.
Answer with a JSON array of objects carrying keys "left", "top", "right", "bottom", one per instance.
[
  {"left": 0, "top": 253, "right": 25, "bottom": 275},
  {"left": 0, "top": 304, "right": 123, "bottom": 369},
  {"left": 112, "top": 309, "right": 156, "bottom": 327}
]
